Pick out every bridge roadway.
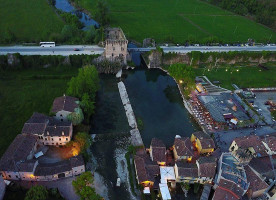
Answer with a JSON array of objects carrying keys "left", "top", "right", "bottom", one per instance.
[{"left": 0, "top": 45, "right": 276, "bottom": 55}]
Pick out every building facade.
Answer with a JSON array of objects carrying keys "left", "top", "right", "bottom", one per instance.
[{"left": 104, "top": 28, "right": 128, "bottom": 64}]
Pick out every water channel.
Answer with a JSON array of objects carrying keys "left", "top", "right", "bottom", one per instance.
[
  {"left": 89, "top": 52, "right": 201, "bottom": 199},
  {"left": 55, "top": 0, "right": 99, "bottom": 29}
]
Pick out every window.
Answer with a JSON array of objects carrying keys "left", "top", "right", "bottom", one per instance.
[
  {"left": 45, "top": 138, "right": 47, "bottom": 141},
  {"left": 60, "top": 114, "right": 62, "bottom": 117},
  {"left": 121, "top": 47, "right": 124, "bottom": 51},
  {"left": 51, "top": 138, "right": 53, "bottom": 141},
  {"left": 16, "top": 175, "right": 18, "bottom": 178},
  {"left": 52, "top": 143, "right": 54, "bottom": 145},
  {"left": 113, "top": 47, "right": 115, "bottom": 51},
  {"left": 61, "top": 119, "right": 63, "bottom": 122},
  {"left": 60, "top": 143, "right": 62, "bottom": 145},
  {"left": 8, "top": 175, "right": 11, "bottom": 178},
  {"left": 59, "top": 138, "right": 61, "bottom": 141},
  {"left": 66, "top": 138, "right": 68, "bottom": 141}
]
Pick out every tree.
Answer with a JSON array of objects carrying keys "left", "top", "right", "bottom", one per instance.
[
  {"left": 67, "top": 65, "right": 100, "bottom": 101},
  {"left": 25, "top": 185, "right": 48, "bottom": 200},
  {"left": 85, "top": 26, "right": 96, "bottom": 43},
  {"left": 72, "top": 171, "right": 102, "bottom": 200},
  {"left": 67, "top": 108, "right": 84, "bottom": 125},
  {"left": 80, "top": 93, "right": 96, "bottom": 116},
  {"left": 95, "top": 0, "right": 110, "bottom": 27},
  {"left": 75, "top": 132, "right": 92, "bottom": 153}
]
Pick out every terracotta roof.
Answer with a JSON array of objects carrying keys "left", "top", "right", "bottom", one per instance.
[
  {"left": 34, "top": 160, "right": 72, "bottom": 176},
  {"left": 212, "top": 186, "right": 239, "bottom": 200},
  {"left": 70, "top": 155, "right": 84, "bottom": 168},
  {"left": 18, "top": 160, "right": 37, "bottom": 172},
  {"left": 45, "top": 118, "right": 72, "bottom": 137},
  {"left": 51, "top": 95, "right": 79, "bottom": 113},
  {"left": 21, "top": 112, "right": 49, "bottom": 135},
  {"left": 197, "top": 157, "right": 217, "bottom": 178},
  {"left": 134, "top": 154, "right": 159, "bottom": 183},
  {"left": 175, "top": 161, "right": 198, "bottom": 178},
  {"left": 193, "top": 131, "right": 216, "bottom": 149},
  {"left": 216, "top": 179, "right": 244, "bottom": 199},
  {"left": 174, "top": 137, "right": 194, "bottom": 157},
  {"left": 150, "top": 138, "right": 166, "bottom": 163},
  {"left": 233, "top": 135, "right": 267, "bottom": 156},
  {"left": 0, "top": 134, "right": 38, "bottom": 171},
  {"left": 22, "top": 113, "right": 72, "bottom": 137},
  {"left": 249, "top": 155, "right": 276, "bottom": 177},
  {"left": 244, "top": 165, "right": 268, "bottom": 193}
]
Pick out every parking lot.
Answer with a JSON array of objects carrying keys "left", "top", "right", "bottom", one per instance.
[{"left": 253, "top": 92, "right": 276, "bottom": 125}]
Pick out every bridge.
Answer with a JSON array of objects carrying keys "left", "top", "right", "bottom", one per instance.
[{"left": 0, "top": 45, "right": 276, "bottom": 56}]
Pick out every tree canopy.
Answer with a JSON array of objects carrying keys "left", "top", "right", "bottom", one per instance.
[
  {"left": 24, "top": 185, "right": 48, "bottom": 200},
  {"left": 95, "top": 0, "right": 110, "bottom": 27},
  {"left": 72, "top": 171, "right": 102, "bottom": 200},
  {"left": 67, "top": 65, "right": 100, "bottom": 117}
]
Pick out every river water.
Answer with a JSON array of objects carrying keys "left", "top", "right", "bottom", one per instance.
[
  {"left": 89, "top": 61, "right": 201, "bottom": 199},
  {"left": 55, "top": 0, "right": 99, "bottom": 29}
]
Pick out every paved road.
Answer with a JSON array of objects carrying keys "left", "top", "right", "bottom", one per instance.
[
  {"left": 0, "top": 45, "right": 104, "bottom": 55},
  {"left": 1, "top": 45, "right": 276, "bottom": 55}
]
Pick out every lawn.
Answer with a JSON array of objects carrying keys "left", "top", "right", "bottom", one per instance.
[
  {"left": 0, "top": 67, "right": 78, "bottom": 156},
  {"left": 0, "top": 0, "right": 64, "bottom": 43},
  {"left": 77, "top": 0, "right": 276, "bottom": 43},
  {"left": 194, "top": 65, "right": 276, "bottom": 90}
]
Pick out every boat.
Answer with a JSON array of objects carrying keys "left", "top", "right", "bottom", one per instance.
[{"left": 116, "top": 178, "right": 121, "bottom": 187}]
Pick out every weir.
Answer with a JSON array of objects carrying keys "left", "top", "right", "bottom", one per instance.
[{"left": 118, "top": 81, "right": 144, "bottom": 147}]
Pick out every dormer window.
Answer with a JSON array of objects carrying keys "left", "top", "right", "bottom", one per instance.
[
  {"left": 47, "top": 131, "right": 49, "bottom": 135},
  {"left": 62, "top": 131, "right": 64, "bottom": 136}
]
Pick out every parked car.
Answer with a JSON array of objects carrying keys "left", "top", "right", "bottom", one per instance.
[{"left": 74, "top": 48, "right": 80, "bottom": 51}]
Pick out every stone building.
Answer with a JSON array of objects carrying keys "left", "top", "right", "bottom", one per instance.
[
  {"left": 21, "top": 112, "right": 73, "bottom": 146},
  {"left": 104, "top": 28, "right": 128, "bottom": 64},
  {"left": 51, "top": 95, "right": 80, "bottom": 122}
]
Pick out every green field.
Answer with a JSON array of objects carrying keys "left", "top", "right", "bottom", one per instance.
[
  {"left": 194, "top": 65, "right": 276, "bottom": 89},
  {"left": 0, "top": 0, "right": 64, "bottom": 43},
  {"left": 0, "top": 67, "right": 78, "bottom": 156},
  {"left": 78, "top": 0, "right": 276, "bottom": 43}
]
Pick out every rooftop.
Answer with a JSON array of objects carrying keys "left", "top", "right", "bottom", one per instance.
[
  {"left": 175, "top": 161, "right": 198, "bottom": 178},
  {"left": 197, "top": 156, "right": 217, "bottom": 178},
  {"left": 233, "top": 135, "right": 267, "bottom": 157},
  {"left": 193, "top": 131, "right": 216, "bottom": 149},
  {"left": 216, "top": 153, "right": 249, "bottom": 197},
  {"left": 244, "top": 165, "right": 269, "bottom": 194},
  {"left": 51, "top": 95, "right": 79, "bottom": 113},
  {"left": 22, "top": 112, "right": 72, "bottom": 137},
  {"left": 0, "top": 134, "right": 38, "bottom": 172},
  {"left": 198, "top": 93, "right": 249, "bottom": 123},
  {"left": 151, "top": 138, "right": 166, "bottom": 163},
  {"left": 105, "top": 27, "right": 127, "bottom": 41},
  {"left": 174, "top": 136, "right": 194, "bottom": 157}
]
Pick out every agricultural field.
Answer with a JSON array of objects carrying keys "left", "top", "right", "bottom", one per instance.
[
  {"left": 194, "top": 65, "right": 276, "bottom": 89},
  {"left": 77, "top": 0, "right": 276, "bottom": 44},
  {"left": 0, "top": 67, "right": 78, "bottom": 156},
  {"left": 0, "top": 0, "right": 64, "bottom": 43}
]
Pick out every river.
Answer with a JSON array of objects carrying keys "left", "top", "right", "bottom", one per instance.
[{"left": 55, "top": 0, "right": 99, "bottom": 30}]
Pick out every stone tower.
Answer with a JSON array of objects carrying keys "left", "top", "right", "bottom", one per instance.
[{"left": 104, "top": 28, "right": 128, "bottom": 64}]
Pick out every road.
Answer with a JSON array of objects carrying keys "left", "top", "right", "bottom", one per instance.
[
  {"left": 1, "top": 45, "right": 276, "bottom": 55},
  {"left": 0, "top": 45, "right": 104, "bottom": 55}
]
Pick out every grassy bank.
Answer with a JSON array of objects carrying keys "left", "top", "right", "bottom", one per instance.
[
  {"left": 76, "top": 0, "right": 276, "bottom": 43},
  {"left": 194, "top": 65, "right": 276, "bottom": 89},
  {"left": 0, "top": 67, "right": 78, "bottom": 156},
  {"left": 0, "top": 0, "right": 64, "bottom": 43}
]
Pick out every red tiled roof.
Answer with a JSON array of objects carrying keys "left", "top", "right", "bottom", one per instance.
[
  {"left": 244, "top": 165, "right": 268, "bottom": 193},
  {"left": 213, "top": 186, "right": 239, "bottom": 200},
  {"left": 233, "top": 135, "right": 267, "bottom": 156},
  {"left": 174, "top": 137, "right": 194, "bottom": 157},
  {"left": 51, "top": 95, "right": 79, "bottom": 113},
  {"left": 175, "top": 161, "right": 198, "bottom": 178},
  {"left": 150, "top": 138, "right": 166, "bottom": 163},
  {"left": 197, "top": 157, "right": 217, "bottom": 178}
]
